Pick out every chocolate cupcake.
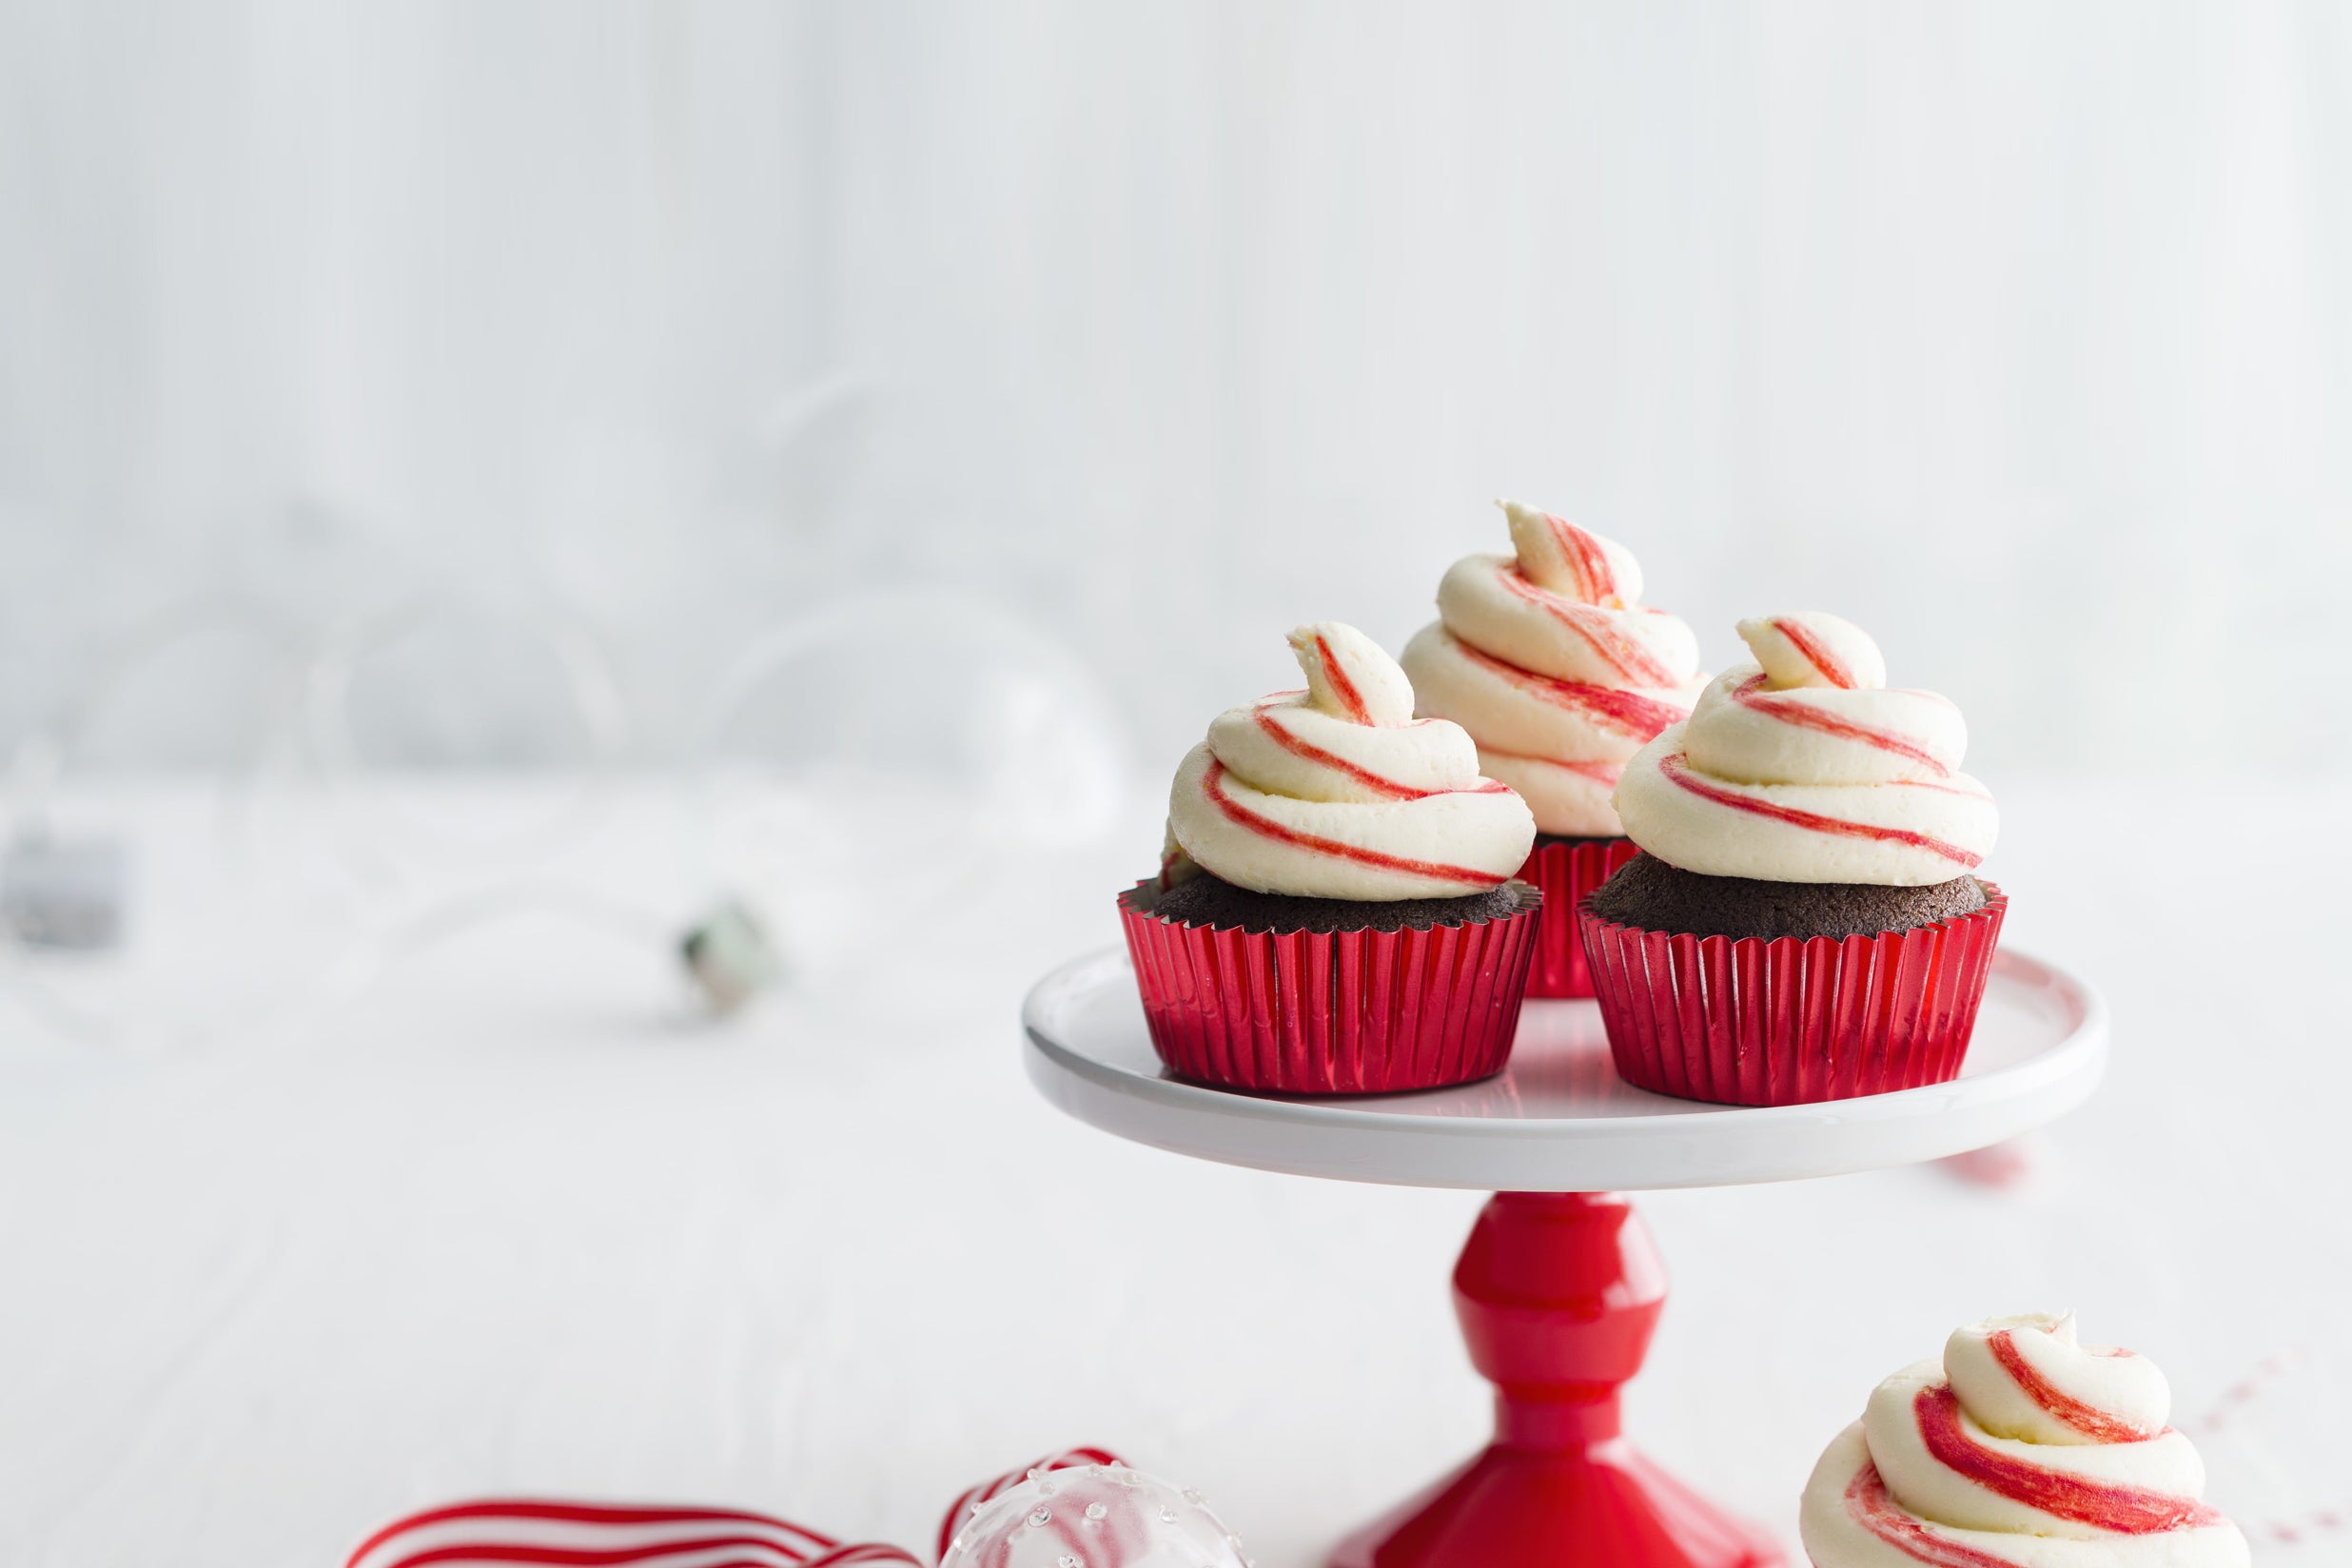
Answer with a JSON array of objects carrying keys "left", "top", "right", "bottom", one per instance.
[
  {"left": 1121, "top": 621, "right": 1541, "bottom": 1095},
  {"left": 1578, "top": 612, "right": 2007, "bottom": 1105},
  {"left": 1401, "top": 501, "right": 1705, "bottom": 996}
]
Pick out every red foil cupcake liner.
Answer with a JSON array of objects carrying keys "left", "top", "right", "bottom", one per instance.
[
  {"left": 1519, "top": 837, "right": 1642, "bottom": 998},
  {"left": 1577, "top": 884, "right": 2008, "bottom": 1107},
  {"left": 1118, "top": 879, "right": 1542, "bottom": 1096}
]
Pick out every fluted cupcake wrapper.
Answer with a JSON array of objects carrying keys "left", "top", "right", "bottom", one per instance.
[
  {"left": 1577, "top": 884, "right": 2008, "bottom": 1107},
  {"left": 1118, "top": 879, "right": 1542, "bottom": 1096},
  {"left": 1518, "top": 837, "right": 1642, "bottom": 998}
]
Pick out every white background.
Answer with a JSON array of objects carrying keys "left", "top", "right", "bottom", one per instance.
[
  {"left": 4, "top": 7, "right": 2352, "bottom": 1566},
  {"left": 3, "top": 1, "right": 2348, "bottom": 776}
]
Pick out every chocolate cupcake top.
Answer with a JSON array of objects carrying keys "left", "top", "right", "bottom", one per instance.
[
  {"left": 1614, "top": 612, "right": 1998, "bottom": 885},
  {"left": 1163, "top": 623, "right": 1536, "bottom": 900},
  {"left": 1800, "top": 1312, "right": 2247, "bottom": 1568},
  {"left": 1400, "top": 501, "right": 1705, "bottom": 837}
]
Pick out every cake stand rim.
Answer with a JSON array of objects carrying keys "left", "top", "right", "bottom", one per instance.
[{"left": 1020, "top": 943, "right": 2108, "bottom": 1191}]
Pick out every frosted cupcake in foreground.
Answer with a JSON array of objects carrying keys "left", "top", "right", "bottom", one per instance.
[
  {"left": 1121, "top": 622, "right": 1539, "bottom": 1095},
  {"left": 1401, "top": 500, "right": 1705, "bottom": 996},
  {"left": 1802, "top": 1313, "right": 2248, "bottom": 1568},
  {"left": 1578, "top": 612, "right": 2005, "bottom": 1105}
]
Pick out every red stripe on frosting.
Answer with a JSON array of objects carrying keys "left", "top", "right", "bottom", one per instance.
[
  {"left": 1774, "top": 617, "right": 1856, "bottom": 687},
  {"left": 1252, "top": 704, "right": 1512, "bottom": 798},
  {"left": 1987, "top": 1331, "right": 2159, "bottom": 1444},
  {"left": 1483, "top": 750, "right": 1621, "bottom": 788},
  {"left": 1844, "top": 1464, "right": 2022, "bottom": 1568},
  {"left": 1201, "top": 758, "right": 1500, "bottom": 887},
  {"left": 1495, "top": 569, "right": 1675, "bottom": 687},
  {"left": 1457, "top": 638, "right": 1687, "bottom": 740},
  {"left": 1656, "top": 753, "right": 1983, "bottom": 868},
  {"left": 1886, "top": 777, "right": 1986, "bottom": 797},
  {"left": 1251, "top": 705, "right": 1437, "bottom": 800},
  {"left": 1912, "top": 1386, "right": 2217, "bottom": 1534},
  {"left": 1545, "top": 512, "right": 1617, "bottom": 603},
  {"left": 1730, "top": 675, "right": 1952, "bottom": 777},
  {"left": 1312, "top": 633, "right": 1372, "bottom": 724}
]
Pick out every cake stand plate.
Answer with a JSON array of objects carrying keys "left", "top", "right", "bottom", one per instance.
[
  {"left": 1021, "top": 947, "right": 2107, "bottom": 1568},
  {"left": 1024, "top": 946, "right": 2107, "bottom": 1191}
]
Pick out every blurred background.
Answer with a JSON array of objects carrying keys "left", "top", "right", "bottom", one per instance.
[
  {"left": 4, "top": 5, "right": 2350, "bottom": 1566},
  {"left": 6, "top": 1, "right": 2347, "bottom": 777}
]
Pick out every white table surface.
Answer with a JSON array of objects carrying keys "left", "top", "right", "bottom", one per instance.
[{"left": 0, "top": 776, "right": 2345, "bottom": 1567}]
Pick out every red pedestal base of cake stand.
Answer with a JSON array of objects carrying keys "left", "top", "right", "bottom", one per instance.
[
  {"left": 1328, "top": 1193, "right": 1782, "bottom": 1568},
  {"left": 1024, "top": 945, "right": 2109, "bottom": 1568}
]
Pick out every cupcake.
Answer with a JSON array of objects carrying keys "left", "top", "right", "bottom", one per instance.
[
  {"left": 1578, "top": 611, "right": 2005, "bottom": 1105},
  {"left": 1802, "top": 1312, "right": 2249, "bottom": 1568},
  {"left": 1401, "top": 500, "right": 1705, "bottom": 996},
  {"left": 1120, "top": 622, "right": 1540, "bottom": 1095}
]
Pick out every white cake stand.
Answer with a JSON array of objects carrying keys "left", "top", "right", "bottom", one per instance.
[{"left": 1021, "top": 946, "right": 2107, "bottom": 1568}]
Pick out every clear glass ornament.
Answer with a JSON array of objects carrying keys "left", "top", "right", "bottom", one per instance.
[
  {"left": 939, "top": 1465, "right": 1247, "bottom": 1568},
  {"left": 683, "top": 584, "right": 1125, "bottom": 987}
]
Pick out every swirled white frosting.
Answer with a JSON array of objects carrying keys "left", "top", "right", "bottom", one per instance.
[
  {"left": 1613, "top": 612, "right": 1998, "bottom": 885},
  {"left": 1164, "top": 622, "right": 1537, "bottom": 900},
  {"left": 1399, "top": 501, "right": 1705, "bottom": 836},
  {"left": 1801, "top": 1313, "right": 2249, "bottom": 1568}
]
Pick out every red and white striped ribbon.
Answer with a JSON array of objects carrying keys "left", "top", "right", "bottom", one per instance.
[{"left": 348, "top": 1448, "right": 1125, "bottom": 1568}]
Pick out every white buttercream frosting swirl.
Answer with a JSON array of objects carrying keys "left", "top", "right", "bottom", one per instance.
[
  {"left": 1613, "top": 611, "right": 1997, "bottom": 885},
  {"left": 1164, "top": 622, "right": 1537, "bottom": 900},
  {"left": 1400, "top": 501, "right": 1704, "bottom": 836},
  {"left": 1801, "top": 1312, "right": 2249, "bottom": 1568}
]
